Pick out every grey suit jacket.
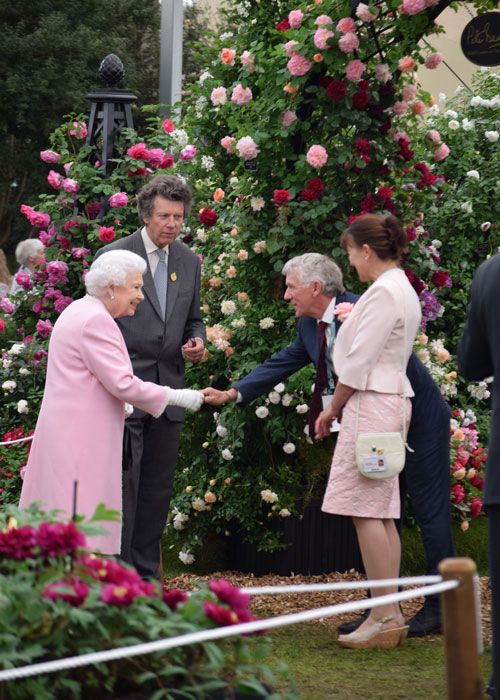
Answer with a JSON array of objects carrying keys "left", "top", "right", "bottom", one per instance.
[{"left": 95, "top": 229, "right": 206, "bottom": 422}]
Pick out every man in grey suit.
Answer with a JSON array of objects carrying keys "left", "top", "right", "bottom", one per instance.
[
  {"left": 458, "top": 253, "right": 500, "bottom": 700},
  {"left": 96, "top": 175, "right": 206, "bottom": 579}
]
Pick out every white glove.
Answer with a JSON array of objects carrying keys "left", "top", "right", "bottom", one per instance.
[{"left": 166, "top": 388, "right": 204, "bottom": 411}]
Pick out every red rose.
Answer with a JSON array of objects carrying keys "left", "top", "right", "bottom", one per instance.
[
  {"left": 162, "top": 118, "right": 175, "bottom": 134},
  {"left": 470, "top": 497, "right": 483, "bottom": 518},
  {"left": 352, "top": 91, "right": 370, "bottom": 109},
  {"left": 377, "top": 187, "right": 393, "bottom": 201},
  {"left": 98, "top": 226, "right": 116, "bottom": 243},
  {"left": 326, "top": 79, "right": 347, "bottom": 101},
  {"left": 276, "top": 18, "right": 291, "bottom": 31},
  {"left": 308, "top": 178, "right": 325, "bottom": 193},
  {"left": 273, "top": 189, "right": 291, "bottom": 206},
  {"left": 451, "top": 484, "right": 465, "bottom": 504},
  {"left": 359, "top": 80, "right": 369, "bottom": 91},
  {"left": 160, "top": 154, "right": 175, "bottom": 169},
  {"left": 355, "top": 138, "right": 371, "bottom": 156},
  {"left": 361, "top": 193, "right": 376, "bottom": 212},
  {"left": 199, "top": 208, "right": 218, "bottom": 227},
  {"left": 301, "top": 188, "right": 317, "bottom": 201},
  {"left": 431, "top": 270, "right": 451, "bottom": 288},
  {"left": 0, "top": 319, "right": 4, "bottom": 333},
  {"left": 128, "top": 167, "right": 147, "bottom": 178}
]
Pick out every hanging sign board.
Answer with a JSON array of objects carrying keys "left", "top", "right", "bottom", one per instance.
[{"left": 461, "top": 12, "right": 500, "bottom": 67}]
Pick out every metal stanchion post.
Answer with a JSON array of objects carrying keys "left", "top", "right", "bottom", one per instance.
[{"left": 439, "top": 557, "right": 484, "bottom": 700}]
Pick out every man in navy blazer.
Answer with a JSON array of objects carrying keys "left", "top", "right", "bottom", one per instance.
[{"left": 203, "top": 252, "right": 454, "bottom": 636}]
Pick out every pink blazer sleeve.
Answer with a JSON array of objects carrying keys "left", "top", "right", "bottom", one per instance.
[{"left": 79, "top": 312, "right": 169, "bottom": 417}]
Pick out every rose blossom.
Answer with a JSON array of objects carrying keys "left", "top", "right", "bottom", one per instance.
[
  {"left": 47, "top": 170, "right": 63, "bottom": 189},
  {"left": 127, "top": 143, "right": 149, "bottom": 160},
  {"left": 336, "top": 17, "right": 356, "bottom": 33},
  {"left": 274, "top": 189, "right": 291, "bottom": 206},
  {"left": 434, "top": 143, "right": 450, "bottom": 161},
  {"left": 426, "top": 129, "right": 442, "bottom": 145},
  {"left": 485, "top": 131, "right": 499, "bottom": 142},
  {"left": 69, "top": 121, "right": 88, "bottom": 139},
  {"left": 40, "top": 149, "right": 61, "bottom": 163},
  {"left": 314, "top": 28, "right": 334, "bottom": 50},
  {"left": 412, "top": 100, "right": 426, "bottom": 115},
  {"left": 179, "top": 145, "right": 197, "bottom": 160},
  {"left": 236, "top": 136, "right": 259, "bottom": 160},
  {"left": 375, "top": 63, "right": 392, "bottom": 83},
  {"left": 356, "top": 3, "right": 377, "bottom": 21},
  {"left": 398, "top": 56, "right": 416, "bottom": 72},
  {"left": 281, "top": 110, "right": 297, "bottom": 128},
  {"left": 98, "top": 226, "right": 116, "bottom": 243},
  {"left": 425, "top": 52, "right": 443, "bottom": 69},
  {"left": 220, "top": 136, "right": 235, "bottom": 153},
  {"left": 287, "top": 53, "right": 312, "bottom": 76},
  {"left": 36, "top": 319, "right": 53, "bottom": 338},
  {"left": 220, "top": 47, "right": 236, "bottom": 65},
  {"left": 20, "top": 205, "right": 51, "bottom": 228},
  {"left": 338, "top": 32, "right": 359, "bottom": 54},
  {"left": 334, "top": 302, "right": 354, "bottom": 322},
  {"left": 402, "top": 0, "right": 426, "bottom": 14},
  {"left": 240, "top": 50, "right": 256, "bottom": 71},
  {"left": 231, "top": 84, "right": 252, "bottom": 106},
  {"left": 109, "top": 192, "right": 129, "bottom": 208},
  {"left": 306, "top": 145, "right": 328, "bottom": 168},
  {"left": 162, "top": 118, "right": 175, "bottom": 133},
  {"left": 199, "top": 208, "right": 218, "bottom": 227},
  {"left": 14, "top": 270, "right": 33, "bottom": 290},
  {"left": 402, "top": 84, "right": 417, "bottom": 102},
  {"left": 345, "top": 59, "right": 365, "bottom": 82},
  {"left": 283, "top": 40, "right": 299, "bottom": 57},
  {"left": 315, "top": 14, "right": 333, "bottom": 25},
  {"left": 210, "top": 86, "right": 227, "bottom": 106},
  {"left": 288, "top": 9, "right": 303, "bottom": 28},
  {"left": 62, "top": 178, "right": 80, "bottom": 193},
  {"left": 393, "top": 101, "right": 409, "bottom": 116}
]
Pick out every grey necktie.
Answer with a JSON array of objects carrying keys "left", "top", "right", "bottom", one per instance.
[{"left": 153, "top": 248, "right": 168, "bottom": 318}]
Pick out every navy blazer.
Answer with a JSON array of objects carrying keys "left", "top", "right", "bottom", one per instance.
[{"left": 235, "top": 291, "right": 450, "bottom": 439}]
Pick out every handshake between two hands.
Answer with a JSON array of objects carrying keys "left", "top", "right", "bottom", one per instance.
[{"left": 165, "top": 386, "right": 237, "bottom": 412}]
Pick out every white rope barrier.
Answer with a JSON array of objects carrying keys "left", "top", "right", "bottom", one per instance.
[
  {"left": 0, "top": 435, "right": 33, "bottom": 446},
  {"left": 0, "top": 577, "right": 458, "bottom": 682},
  {"left": 239, "top": 575, "right": 442, "bottom": 595}
]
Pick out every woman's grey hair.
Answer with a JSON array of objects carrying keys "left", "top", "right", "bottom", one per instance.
[
  {"left": 85, "top": 250, "right": 147, "bottom": 298},
  {"left": 15, "top": 239, "right": 44, "bottom": 265},
  {"left": 282, "top": 253, "right": 345, "bottom": 297},
  {"left": 137, "top": 175, "right": 193, "bottom": 222}
]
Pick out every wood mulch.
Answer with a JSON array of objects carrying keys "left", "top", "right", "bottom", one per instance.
[{"left": 165, "top": 570, "right": 492, "bottom": 645}]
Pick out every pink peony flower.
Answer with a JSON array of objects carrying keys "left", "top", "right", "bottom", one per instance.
[
  {"left": 287, "top": 53, "right": 312, "bottom": 76},
  {"left": 0, "top": 525, "right": 37, "bottom": 560},
  {"left": 434, "top": 143, "right": 450, "bottom": 161},
  {"left": 179, "top": 144, "right": 197, "bottom": 161},
  {"left": 345, "top": 59, "right": 365, "bottom": 82},
  {"left": 306, "top": 144, "right": 328, "bottom": 168},
  {"left": 333, "top": 302, "right": 354, "bottom": 322},
  {"left": 47, "top": 170, "right": 63, "bottom": 189},
  {"left": 163, "top": 588, "right": 189, "bottom": 610},
  {"left": 69, "top": 121, "right": 88, "bottom": 139},
  {"left": 210, "top": 86, "right": 227, "bottom": 106},
  {"left": 338, "top": 32, "right": 359, "bottom": 54},
  {"left": 209, "top": 579, "right": 251, "bottom": 610},
  {"left": 314, "top": 28, "right": 334, "bottom": 50},
  {"left": 402, "top": 0, "right": 426, "bottom": 13},
  {"left": 220, "top": 136, "right": 235, "bottom": 153},
  {"left": 281, "top": 110, "right": 297, "bottom": 128},
  {"left": 393, "top": 101, "right": 409, "bottom": 116},
  {"left": 336, "top": 17, "right": 356, "bottom": 34},
  {"left": 36, "top": 319, "right": 53, "bottom": 338},
  {"left": 315, "top": 14, "right": 333, "bottom": 25},
  {"left": 36, "top": 520, "right": 86, "bottom": 556},
  {"left": 375, "top": 63, "right": 392, "bottom": 83},
  {"left": 402, "top": 84, "right": 417, "bottom": 102},
  {"left": 398, "top": 56, "right": 416, "bottom": 72},
  {"left": 162, "top": 118, "right": 175, "bottom": 133},
  {"left": 220, "top": 47, "right": 236, "bottom": 65},
  {"left": 40, "top": 150, "right": 61, "bottom": 163},
  {"left": 356, "top": 3, "right": 377, "bottom": 21},
  {"left": 43, "top": 579, "right": 90, "bottom": 607},
  {"left": 62, "top": 178, "right": 79, "bottom": 193},
  {"left": 425, "top": 52, "right": 443, "bottom": 69},
  {"left": 231, "top": 84, "right": 253, "bottom": 106},
  {"left": 100, "top": 583, "right": 139, "bottom": 606},
  {"left": 98, "top": 226, "right": 116, "bottom": 243},
  {"left": 288, "top": 9, "right": 304, "bottom": 28},
  {"left": 236, "top": 136, "right": 259, "bottom": 160},
  {"left": 109, "top": 192, "right": 129, "bottom": 208},
  {"left": 204, "top": 601, "right": 239, "bottom": 626},
  {"left": 426, "top": 129, "right": 442, "bottom": 145}
]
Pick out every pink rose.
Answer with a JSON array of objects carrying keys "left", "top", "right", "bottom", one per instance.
[
  {"left": 284, "top": 40, "right": 299, "bottom": 57},
  {"left": 62, "top": 178, "right": 80, "bottom": 193},
  {"left": 98, "top": 226, "right": 116, "bottom": 243},
  {"left": 426, "top": 129, "right": 442, "bottom": 145},
  {"left": 69, "top": 121, "right": 88, "bottom": 139},
  {"left": 20, "top": 205, "right": 51, "bottom": 228},
  {"left": 240, "top": 50, "right": 256, "bottom": 72},
  {"left": 315, "top": 14, "right": 333, "bottom": 25},
  {"left": 36, "top": 319, "right": 53, "bottom": 339},
  {"left": 314, "top": 28, "right": 334, "bottom": 50},
  {"left": 0, "top": 319, "right": 4, "bottom": 332},
  {"left": 288, "top": 9, "right": 304, "bottom": 28},
  {"left": 333, "top": 302, "right": 354, "bottom": 322},
  {"left": 345, "top": 59, "right": 365, "bottom": 82},
  {"left": 231, "top": 84, "right": 253, "bottom": 106},
  {"left": 425, "top": 52, "right": 443, "bottom": 69},
  {"left": 434, "top": 143, "right": 450, "bottom": 161},
  {"left": 39, "top": 230, "right": 52, "bottom": 246},
  {"left": 412, "top": 100, "right": 426, "bottom": 115},
  {"left": 220, "top": 48, "right": 236, "bottom": 65},
  {"left": 14, "top": 270, "right": 33, "bottom": 290},
  {"left": 393, "top": 101, "right": 409, "bottom": 116},
  {"left": 356, "top": 3, "right": 377, "bottom": 21},
  {"left": 47, "top": 170, "right": 63, "bottom": 189},
  {"left": 127, "top": 143, "right": 150, "bottom": 160},
  {"left": 338, "top": 32, "right": 359, "bottom": 54},
  {"left": 179, "top": 145, "right": 197, "bottom": 161},
  {"left": 281, "top": 110, "right": 297, "bottom": 128},
  {"left": 0, "top": 298, "right": 14, "bottom": 314},
  {"left": 375, "top": 63, "right": 392, "bottom": 83},
  {"left": 336, "top": 17, "right": 356, "bottom": 34},
  {"left": 162, "top": 118, "right": 175, "bottom": 133},
  {"left": 63, "top": 161, "right": 73, "bottom": 175},
  {"left": 287, "top": 53, "right": 312, "bottom": 77},
  {"left": 220, "top": 136, "right": 235, "bottom": 154},
  {"left": 109, "top": 192, "right": 129, "bottom": 208},
  {"left": 147, "top": 148, "right": 165, "bottom": 168},
  {"left": 398, "top": 56, "right": 416, "bottom": 72},
  {"left": 236, "top": 136, "right": 259, "bottom": 160},
  {"left": 306, "top": 145, "right": 328, "bottom": 168},
  {"left": 210, "top": 86, "right": 227, "bottom": 106},
  {"left": 40, "top": 150, "right": 61, "bottom": 163},
  {"left": 402, "top": 84, "right": 417, "bottom": 102},
  {"left": 402, "top": 0, "right": 426, "bottom": 14}
]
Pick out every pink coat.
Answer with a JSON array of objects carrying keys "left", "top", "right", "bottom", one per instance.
[{"left": 19, "top": 295, "right": 168, "bottom": 554}]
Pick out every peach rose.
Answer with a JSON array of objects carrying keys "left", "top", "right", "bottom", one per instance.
[
  {"left": 221, "top": 48, "right": 236, "bottom": 65},
  {"left": 213, "top": 188, "right": 225, "bottom": 202}
]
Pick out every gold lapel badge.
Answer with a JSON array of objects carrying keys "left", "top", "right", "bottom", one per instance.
[{"left": 170, "top": 272, "right": 177, "bottom": 282}]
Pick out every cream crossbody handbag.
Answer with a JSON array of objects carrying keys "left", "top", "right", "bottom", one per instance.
[{"left": 354, "top": 278, "right": 413, "bottom": 481}]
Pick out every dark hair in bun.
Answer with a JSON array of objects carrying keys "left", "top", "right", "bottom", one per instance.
[{"left": 340, "top": 214, "right": 407, "bottom": 261}]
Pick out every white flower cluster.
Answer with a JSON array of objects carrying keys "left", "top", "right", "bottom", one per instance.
[
  {"left": 171, "top": 129, "right": 189, "bottom": 147},
  {"left": 172, "top": 508, "right": 189, "bottom": 530},
  {"left": 470, "top": 95, "right": 500, "bottom": 109},
  {"left": 2, "top": 380, "right": 16, "bottom": 393},
  {"left": 201, "top": 155, "right": 215, "bottom": 171},
  {"left": 178, "top": 550, "right": 195, "bottom": 565},
  {"left": 17, "top": 399, "right": 29, "bottom": 414},
  {"left": 259, "top": 317, "right": 274, "bottom": 329},
  {"left": 260, "top": 489, "right": 279, "bottom": 504},
  {"left": 8, "top": 343, "right": 25, "bottom": 356},
  {"left": 221, "top": 300, "right": 236, "bottom": 315},
  {"left": 468, "top": 379, "right": 492, "bottom": 402}
]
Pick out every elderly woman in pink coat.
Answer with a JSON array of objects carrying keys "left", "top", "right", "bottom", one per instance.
[{"left": 19, "top": 250, "right": 203, "bottom": 554}]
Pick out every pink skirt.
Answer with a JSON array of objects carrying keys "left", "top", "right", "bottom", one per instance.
[{"left": 322, "top": 390, "right": 411, "bottom": 519}]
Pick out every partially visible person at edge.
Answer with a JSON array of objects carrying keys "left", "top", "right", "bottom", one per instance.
[
  {"left": 95, "top": 175, "right": 206, "bottom": 580},
  {"left": 458, "top": 252, "right": 500, "bottom": 700},
  {"left": 0, "top": 248, "right": 12, "bottom": 297},
  {"left": 19, "top": 251, "right": 204, "bottom": 554},
  {"left": 314, "top": 214, "right": 421, "bottom": 648},
  {"left": 9, "top": 238, "right": 44, "bottom": 295},
  {"left": 203, "top": 249, "right": 454, "bottom": 639}
]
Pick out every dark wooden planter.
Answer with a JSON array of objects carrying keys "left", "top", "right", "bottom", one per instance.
[{"left": 228, "top": 501, "right": 363, "bottom": 576}]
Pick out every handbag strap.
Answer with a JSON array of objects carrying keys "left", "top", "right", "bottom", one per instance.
[{"left": 354, "top": 272, "right": 414, "bottom": 451}]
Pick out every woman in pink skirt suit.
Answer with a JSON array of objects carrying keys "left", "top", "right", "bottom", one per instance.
[
  {"left": 19, "top": 251, "right": 203, "bottom": 555},
  {"left": 316, "top": 214, "right": 421, "bottom": 649}
]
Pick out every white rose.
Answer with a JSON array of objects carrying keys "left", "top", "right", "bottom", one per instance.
[
  {"left": 279, "top": 508, "right": 291, "bottom": 518},
  {"left": 221, "top": 448, "right": 233, "bottom": 461},
  {"left": 444, "top": 109, "right": 457, "bottom": 119},
  {"left": 17, "top": 399, "right": 29, "bottom": 414},
  {"left": 196, "top": 228, "right": 207, "bottom": 242},
  {"left": 259, "top": 317, "right": 274, "bottom": 329},
  {"left": 273, "top": 383, "right": 285, "bottom": 393},
  {"left": 2, "top": 359, "right": 12, "bottom": 369},
  {"left": 8, "top": 343, "right": 25, "bottom": 356},
  {"left": 296, "top": 403, "right": 309, "bottom": 414},
  {"left": 178, "top": 550, "right": 195, "bottom": 565},
  {"left": 2, "top": 380, "right": 17, "bottom": 393},
  {"left": 485, "top": 130, "right": 499, "bottom": 142},
  {"left": 255, "top": 406, "right": 269, "bottom": 418},
  {"left": 216, "top": 424, "right": 228, "bottom": 438},
  {"left": 470, "top": 95, "right": 483, "bottom": 107},
  {"left": 18, "top": 368, "right": 30, "bottom": 376},
  {"left": 283, "top": 442, "right": 296, "bottom": 454},
  {"left": 260, "top": 489, "right": 279, "bottom": 504},
  {"left": 460, "top": 202, "right": 473, "bottom": 214},
  {"left": 250, "top": 197, "right": 265, "bottom": 212},
  {"left": 281, "top": 393, "right": 293, "bottom": 407},
  {"left": 462, "top": 118, "right": 475, "bottom": 131},
  {"left": 231, "top": 317, "right": 246, "bottom": 329},
  {"left": 268, "top": 391, "right": 281, "bottom": 404},
  {"left": 173, "top": 511, "right": 189, "bottom": 530},
  {"left": 448, "top": 120, "right": 459, "bottom": 130},
  {"left": 253, "top": 240, "right": 267, "bottom": 254},
  {"left": 220, "top": 300, "right": 236, "bottom": 315},
  {"left": 466, "top": 170, "right": 480, "bottom": 179},
  {"left": 192, "top": 497, "right": 207, "bottom": 512}
]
